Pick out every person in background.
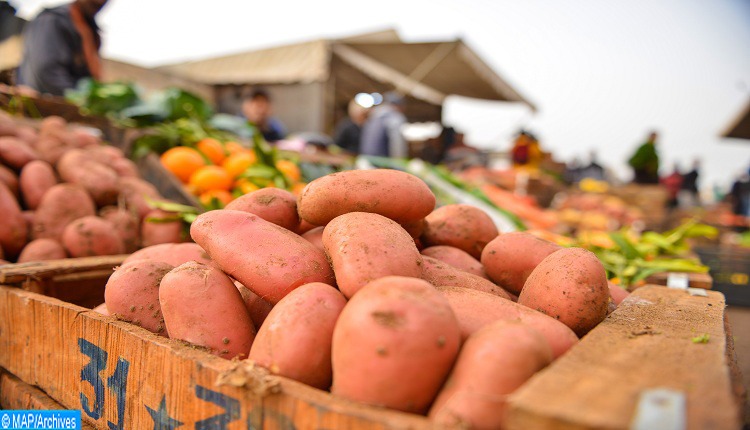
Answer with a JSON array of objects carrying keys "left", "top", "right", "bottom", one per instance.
[
  {"left": 578, "top": 149, "right": 606, "bottom": 181},
  {"left": 628, "top": 131, "right": 660, "bottom": 184},
  {"left": 333, "top": 98, "right": 370, "bottom": 154},
  {"left": 660, "top": 162, "right": 683, "bottom": 210},
  {"left": 510, "top": 130, "right": 542, "bottom": 170},
  {"left": 17, "top": 0, "right": 109, "bottom": 96},
  {"left": 729, "top": 166, "right": 750, "bottom": 219},
  {"left": 679, "top": 158, "right": 701, "bottom": 207},
  {"left": 360, "top": 91, "right": 408, "bottom": 158},
  {"left": 242, "top": 88, "right": 287, "bottom": 143}
]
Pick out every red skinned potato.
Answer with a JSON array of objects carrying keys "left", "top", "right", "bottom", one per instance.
[
  {"left": 0, "top": 136, "right": 39, "bottom": 170},
  {"left": 105, "top": 260, "right": 173, "bottom": 335},
  {"left": 19, "top": 160, "right": 58, "bottom": 210},
  {"left": 100, "top": 206, "right": 140, "bottom": 253},
  {"left": 249, "top": 282, "right": 346, "bottom": 389},
  {"left": 123, "top": 242, "right": 214, "bottom": 267},
  {"left": 422, "top": 256, "right": 510, "bottom": 300},
  {"left": 518, "top": 247, "right": 610, "bottom": 337},
  {"left": 301, "top": 226, "right": 324, "bottom": 252},
  {"left": 141, "top": 209, "right": 187, "bottom": 247},
  {"left": 422, "top": 204, "right": 499, "bottom": 258},
  {"left": 191, "top": 209, "right": 335, "bottom": 304},
  {"left": 92, "top": 303, "right": 109, "bottom": 315},
  {"left": 0, "top": 182, "right": 28, "bottom": 258},
  {"left": 225, "top": 188, "right": 300, "bottom": 232},
  {"left": 298, "top": 169, "right": 435, "bottom": 225},
  {"left": 401, "top": 218, "right": 427, "bottom": 242},
  {"left": 437, "top": 285, "right": 578, "bottom": 359},
  {"left": 429, "top": 322, "right": 553, "bottom": 428},
  {"left": 235, "top": 282, "right": 273, "bottom": 329},
  {"left": 110, "top": 157, "right": 139, "bottom": 178},
  {"left": 296, "top": 219, "right": 318, "bottom": 235},
  {"left": 608, "top": 281, "right": 630, "bottom": 305},
  {"left": 332, "top": 276, "right": 461, "bottom": 414},
  {"left": 160, "top": 261, "right": 256, "bottom": 359},
  {"left": 32, "top": 183, "right": 96, "bottom": 241},
  {"left": 0, "top": 164, "right": 19, "bottom": 198},
  {"left": 117, "top": 177, "right": 162, "bottom": 220},
  {"left": 62, "top": 216, "right": 126, "bottom": 257},
  {"left": 17, "top": 238, "right": 67, "bottom": 262},
  {"left": 422, "top": 245, "right": 488, "bottom": 279},
  {"left": 34, "top": 137, "right": 69, "bottom": 166},
  {"left": 323, "top": 212, "right": 422, "bottom": 299},
  {"left": 481, "top": 231, "right": 562, "bottom": 294},
  {"left": 57, "top": 149, "right": 119, "bottom": 207}
]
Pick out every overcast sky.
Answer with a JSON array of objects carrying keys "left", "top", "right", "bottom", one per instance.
[{"left": 12, "top": 0, "right": 750, "bottom": 195}]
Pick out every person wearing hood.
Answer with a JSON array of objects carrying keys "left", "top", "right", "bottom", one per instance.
[{"left": 17, "top": 0, "right": 108, "bottom": 96}]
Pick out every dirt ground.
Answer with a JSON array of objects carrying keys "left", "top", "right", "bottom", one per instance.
[{"left": 725, "top": 306, "right": 750, "bottom": 428}]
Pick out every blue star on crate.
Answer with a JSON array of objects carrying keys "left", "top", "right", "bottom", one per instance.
[{"left": 145, "top": 395, "right": 184, "bottom": 430}]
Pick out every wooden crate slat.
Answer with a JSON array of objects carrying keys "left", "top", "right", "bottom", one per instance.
[
  {"left": 0, "top": 256, "right": 126, "bottom": 285},
  {"left": 505, "top": 286, "right": 740, "bottom": 430}
]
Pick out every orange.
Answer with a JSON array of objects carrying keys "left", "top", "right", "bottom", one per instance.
[
  {"left": 221, "top": 152, "right": 257, "bottom": 178},
  {"left": 234, "top": 178, "right": 260, "bottom": 195},
  {"left": 160, "top": 146, "right": 207, "bottom": 183},
  {"left": 224, "top": 141, "right": 248, "bottom": 155},
  {"left": 199, "top": 189, "right": 233, "bottom": 208},
  {"left": 196, "top": 138, "right": 227, "bottom": 165},
  {"left": 275, "top": 159, "right": 301, "bottom": 183},
  {"left": 189, "top": 165, "right": 233, "bottom": 193}
]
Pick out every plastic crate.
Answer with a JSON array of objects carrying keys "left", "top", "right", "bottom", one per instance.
[{"left": 695, "top": 245, "right": 750, "bottom": 306}]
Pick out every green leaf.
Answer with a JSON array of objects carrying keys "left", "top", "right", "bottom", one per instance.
[
  {"left": 691, "top": 334, "right": 710, "bottom": 344},
  {"left": 609, "top": 232, "right": 642, "bottom": 259}
]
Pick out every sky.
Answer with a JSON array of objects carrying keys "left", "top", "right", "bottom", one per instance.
[{"left": 12, "top": 0, "right": 750, "bottom": 197}]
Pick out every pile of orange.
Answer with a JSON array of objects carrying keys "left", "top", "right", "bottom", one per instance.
[{"left": 160, "top": 138, "right": 306, "bottom": 208}]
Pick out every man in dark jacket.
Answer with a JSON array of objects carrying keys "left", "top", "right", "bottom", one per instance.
[
  {"left": 360, "top": 92, "right": 408, "bottom": 158},
  {"left": 17, "top": 0, "right": 108, "bottom": 96}
]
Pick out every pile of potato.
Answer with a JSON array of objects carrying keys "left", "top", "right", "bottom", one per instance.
[
  {"left": 0, "top": 113, "right": 187, "bottom": 264},
  {"left": 100, "top": 168, "right": 631, "bottom": 428}
]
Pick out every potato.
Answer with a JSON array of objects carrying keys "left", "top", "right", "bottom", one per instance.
[
  {"left": 19, "top": 160, "right": 58, "bottom": 210},
  {"left": 323, "top": 212, "right": 422, "bottom": 299},
  {"left": 249, "top": 282, "right": 346, "bottom": 389},
  {"left": 85, "top": 145, "right": 125, "bottom": 165},
  {"left": 429, "top": 322, "right": 553, "bottom": 428},
  {"left": 100, "top": 206, "right": 140, "bottom": 253},
  {"left": 57, "top": 149, "right": 119, "bottom": 207},
  {"left": 39, "top": 116, "right": 68, "bottom": 139},
  {"left": 123, "top": 242, "right": 214, "bottom": 267},
  {"left": 301, "top": 226, "right": 324, "bottom": 252},
  {"left": 110, "top": 157, "right": 139, "bottom": 178},
  {"left": 298, "top": 169, "right": 435, "bottom": 226},
  {"left": 34, "top": 137, "right": 69, "bottom": 166},
  {"left": 0, "top": 182, "right": 28, "bottom": 258},
  {"left": 518, "top": 247, "right": 610, "bottom": 337},
  {"left": 17, "top": 238, "right": 67, "bottom": 262},
  {"left": 296, "top": 218, "right": 318, "bottom": 235},
  {"left": 225, "top": 188, "right": 300, "bottom": 231},
  {"left": 105, "top": 260, "right": 173, "bottom": 335},
  {"left": 235, "top": 281, "right": 273, "bottom": 329},
  {"left": 61, "top": 216, "right": 126, "bottom": 257},
  {"left": 609, "top": 281, "right": 630, "bottom": 305},
  {"left": 331, "top": 276, "right": 461, "bottom": 414},
  {"left": 160, "top": 261, "right": 256, "bottom": 359},
  {"left": 141, "top": 209, "right": 187, "bottom": 247},
  {"left": 401, "top": 218, "right": 427, "bottom": 241},
  {"left": 422, "top": 245, "right": 488, "bottom": 279},
  {"left": 191, "top": 209, "right": 335, "bottom": 304},
  {"left": 422, "top": 256, "right": 510, "bottom": 300},
  {"left": 481, "top": 232, "right": 562, "bottom": 294},
  {"left": 64, "top": 127, "right": 100, "bottom": 148},
  {"left": 0, "top": 164, "right": 19, "bottom": 198},
  {"left": 92, "top": 303, "right": 109, "bottom": 315},
  {"left": 14, "top": 125, "right": 38, "bottom": 145},
  {"left": 422, "top": 204, "right": 498, "bottom": 258},
  {"left": 437, "top": 285, "right": 578, "bottom": 358},
  {"left": 117, "top": 177, "right": 162, "bottom": 220},
  {"left": 0, "top": 136, "right": 39, "bottom": 170},
  {"left": 32, "top": 183, "right": 96, "bottom": 241}
]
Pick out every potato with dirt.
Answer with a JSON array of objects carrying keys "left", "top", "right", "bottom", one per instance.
[
  {"left": 140, "top": 209, "right": 188, "bottom": 247},
  {"left": 249, "top": 282, "right": 347, "bottom": 389},
  {"left": 225, "top": 188, "right": 300, "bottom": 232},
  {"left": 421, "top": 245, "right": 488, "bottom": 279},
  {"left": 297, "top": 169, "right": 435, "bottom": 226},
  {"left": 331, "top": 276, "right": 461, "bottom": 414},
  {"left": 429, "top": 322, "right": 553, "bottom": 428},
  {"left": 17, "top": 238, "right": 67, "bottom": 262},
  {"left": 32, "top": 183, "right": 96, "bottom": 241},
  {"left": 422, "top": 204, "right": 499, "bottom": 258},
  {"left": 481, "top": 231, "right": 562, "bottom": 294},
  {"left": 100, "top": 206, "right": 140, "bottom": 253},
  {"left": 61, "top": 216, "right": 126, "bottom": 257},
  {"left": 518, "top": 247, "right": 610, "bottom": 337},
  {"left": 191, "top": 209, "right": 335, "bottom": 304},
  {"left": 422, "top": 256, "right": 510, "bottom": 299},
  {"left": 159, "top": 261, "right": 256, "bottom": 359},
  {"left": 105, "top": 260, "right": 174, "bottom": 335},
  {"left": 57, "top": 149, "right": 120, "bottom": 207},
  {"left": 0, "top": 182, "right": 28, "bottom": 258},
  {"left": 323, "top": 212, "right": 422, "bottom": 298},
  {"left": 123, "top": 242, "right": 215, "bottom": 268},
  {"left": 0, "top": 136, "right": 39, "bottom": 170},
  {"left": 19, "top": 160, "right": 58, "bottom": 210},
  {"left": 235, "top": 282, "right": 274, "bottom": 329}
]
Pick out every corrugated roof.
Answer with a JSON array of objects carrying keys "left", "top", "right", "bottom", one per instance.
[{"left": 157, "top": 39, "right": 331, "bottom": 86}]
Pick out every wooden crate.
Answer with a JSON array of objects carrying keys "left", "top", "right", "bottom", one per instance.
[{"left": 0, "top": 259, "right": 742, "bottom": 429}]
